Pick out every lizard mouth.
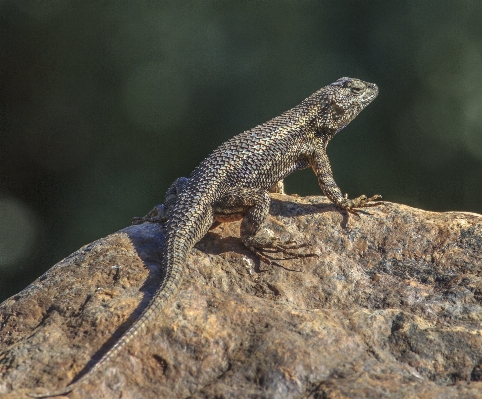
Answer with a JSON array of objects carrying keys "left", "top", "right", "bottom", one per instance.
[
  {"left": 361, "top": 83, "right": 379, "bottom": 104},
  {"left": 369, "top": 82, "right": 379, "bottom": 95}
]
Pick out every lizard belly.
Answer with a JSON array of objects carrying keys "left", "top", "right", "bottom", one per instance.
[{"left": 212, "top": 205, "right": 248, "bottom": 223}]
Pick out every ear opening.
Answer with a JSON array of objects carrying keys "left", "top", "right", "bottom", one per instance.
[{"left": 331, "top": 99, "right": 345, "bottom": 116}]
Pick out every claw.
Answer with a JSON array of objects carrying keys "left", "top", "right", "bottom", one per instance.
[
  {"left": 346, "top": 207, "right": 361, "bottom": 218},
  {"left": 131, "top": 204, "right": 168, "bottom": 225},
  {"left": 276, "top": 240, "right": 310, "bottom": 250},
  {"left": 247, "top": 246, "right": 275, "bottom": 265},
  {"left": 367, "top": 194, "right": 382, "bottom": 202},
  {"left": 340, "top": 194, "right": 383, "bottom": 215},
  {"left": 274, "top": 244, "right": 318, "bottom": 258},
  {"left": 131, "top": 216, "right": 166, "bottom": 225},
  {"left": 131, "top": 216, "right": 144, "bottom": 225}
]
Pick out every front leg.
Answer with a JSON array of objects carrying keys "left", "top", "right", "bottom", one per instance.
[{"left": 311, "top": 150, "right": 382, "bottom": 214}]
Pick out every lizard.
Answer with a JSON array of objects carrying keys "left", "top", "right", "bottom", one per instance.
[{"left": 30, "top": 77, "right": 381, "bottom": 397}]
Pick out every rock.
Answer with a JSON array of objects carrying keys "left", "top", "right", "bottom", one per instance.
[{"left": 1, "top": 194, "right": 482, "bottom": 398}]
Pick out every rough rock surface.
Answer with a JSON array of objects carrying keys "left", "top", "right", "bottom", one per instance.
[{"left": 1, "top": 194, "right": 482, "bottom": 399}]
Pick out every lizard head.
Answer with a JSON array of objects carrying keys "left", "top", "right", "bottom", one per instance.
[{"left": 315, "top": 77, "right": 378, "bottom": 137}]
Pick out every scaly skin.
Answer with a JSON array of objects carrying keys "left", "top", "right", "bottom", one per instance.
[{"left": 30, "top": 77, "right": 380, "bottom": 397}]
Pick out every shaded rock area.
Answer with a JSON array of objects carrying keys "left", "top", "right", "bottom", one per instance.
[{"left": 1, "top": 194, "right": 482, "bottom": 398}]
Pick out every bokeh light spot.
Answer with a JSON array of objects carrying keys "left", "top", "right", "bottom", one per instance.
[
  {"left": 20, "top": 106, "right": 92, "bottom": 172},
  {"left": 0, "top": 197, "right": 39, "bottom": 271}
]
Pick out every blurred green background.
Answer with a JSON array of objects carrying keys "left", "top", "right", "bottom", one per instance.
[{"left": 1, "top": 1, "right": 482, "bottom": 302}]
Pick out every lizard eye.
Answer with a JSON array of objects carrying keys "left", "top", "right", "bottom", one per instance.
[{"left": 350, "top": 86, "right": 363, "bottom": 95}]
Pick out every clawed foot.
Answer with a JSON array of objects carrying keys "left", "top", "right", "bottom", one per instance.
[
  {"left": 131, "top": 216, "right": 163, "bottom": 225},
  {"left": 337, "top": 194, "right": 383, "bottom": 216},
  {"left": 243, "top": 234, "right": 318, "bottom": 267},
  {"left": 131, "top": 204, "right": 168, "bottom": 225}
]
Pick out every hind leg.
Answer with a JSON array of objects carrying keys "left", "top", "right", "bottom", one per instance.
[
  {"left": 214, "top": 188, "right": 316, "bottom": 264},
  {"left": 131, "top": 177, "right": 189, "bottom": 225}
]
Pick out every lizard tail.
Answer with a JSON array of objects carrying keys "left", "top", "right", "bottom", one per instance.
[{"left": 29, "top": 239, "right": 186, "bottom": 398}]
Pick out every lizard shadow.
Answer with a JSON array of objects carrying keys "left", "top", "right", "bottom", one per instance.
[
  {"left": 67, "top": 222, "right": 167, "bottom": 384},
  {"left": 268, "top": 196, "right": 378, "bottom": 229},
  {"left": 199, "top": 197, "right": 357, "bottom": 272}
]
